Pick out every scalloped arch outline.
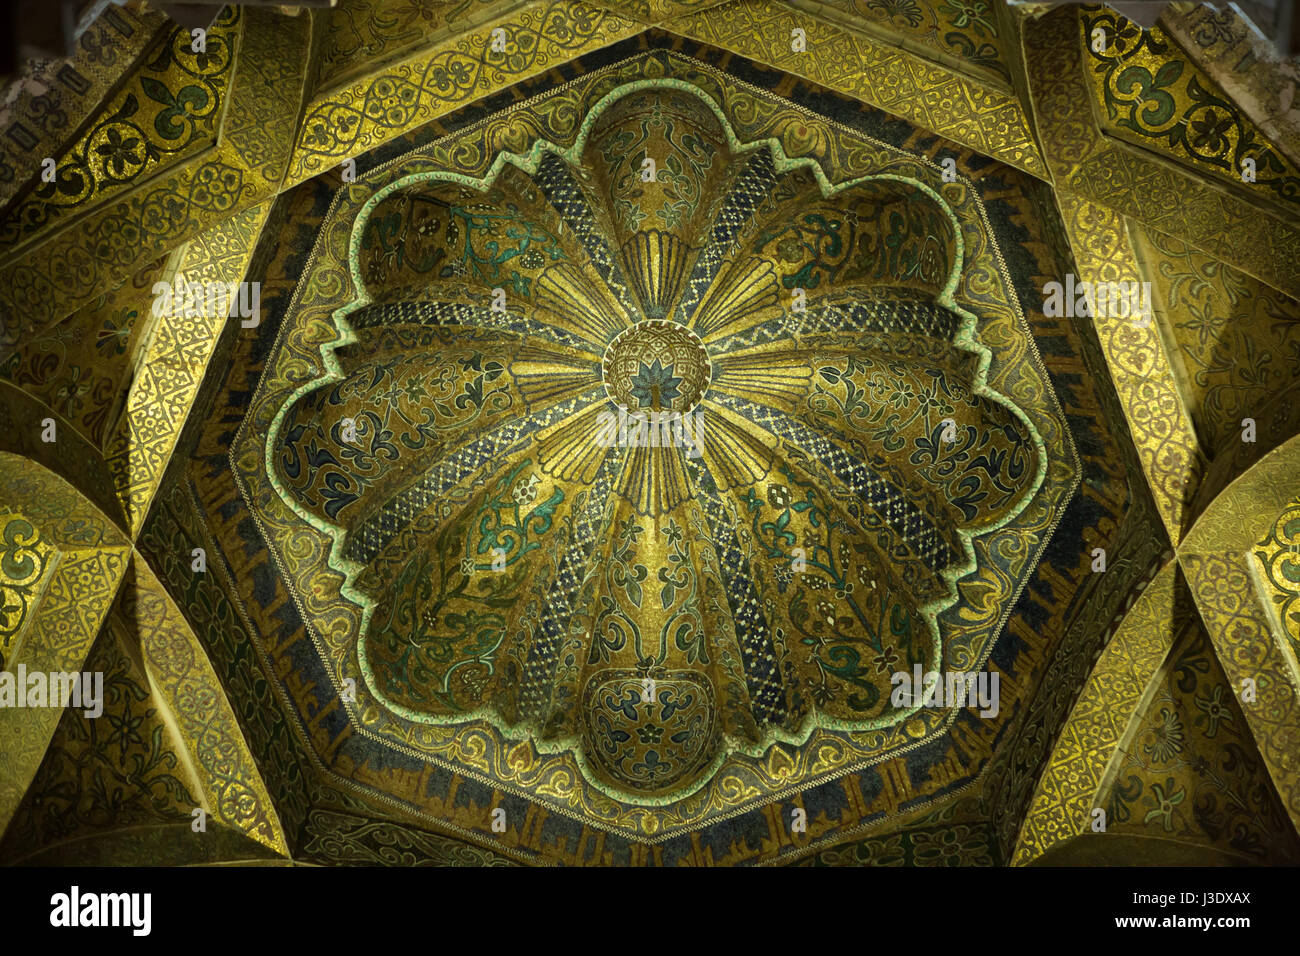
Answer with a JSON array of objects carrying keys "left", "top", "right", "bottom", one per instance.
[{"left": 258, "top": 78, "right": 1050, "bottom": 805}]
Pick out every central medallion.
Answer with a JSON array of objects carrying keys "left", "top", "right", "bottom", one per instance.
[{"left": 602, "top": 319, "right": 711, "bottom": 413}]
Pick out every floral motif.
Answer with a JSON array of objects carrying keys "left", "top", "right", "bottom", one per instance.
[
  {"left": 95, "top": 127, "right": 142, "bottom": 178},
  {"left": 628, "top": 359, "right": 682, "bottom": 410},
  {"left": 1143, "top": 778, "right": 1186, "bottom": 831},
  {"left": 1143, "top": 705, "right": 1184, "bottom": 762},
  {"left": 1194, "top": 684, "right": 1233, "bottom": 738}
]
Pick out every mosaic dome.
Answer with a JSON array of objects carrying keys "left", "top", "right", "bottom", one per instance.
[
  {"left": 266, "top": 80, "right": 1045, "bottom": 801},
  {"left": 261, "top": 83, "right": 1045, "bottom": 803},
  {"left": 11, "top": 0, "right": 1297, "bottom": 870}
]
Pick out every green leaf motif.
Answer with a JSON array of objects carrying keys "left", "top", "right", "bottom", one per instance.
[{"left": 141, "top": 76, "right": 210, "bottom": 140}]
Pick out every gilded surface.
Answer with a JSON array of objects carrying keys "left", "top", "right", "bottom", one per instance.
[
  {"left": 1160, "top": 1, "right": 1300, "bottom": 167},
  {"left": 1179, "top": 436, "right": 1300, "bottom": 833},
  {"left": 1252, "top": 497, "right": 1300, "bottom": 662},
  {"left": 302, "top": 809, "right": 521, "bottom": 865},
  {"left": 1025, "top": 6, "right": 1300, "bottom": 301},
  {"left": 0, "top": 12, "right": 241, "bottom": 254},
  {"left": 0, "top": 256, "right": 166, "bottom": 447},
  {"left": 1098, "top": 620, "right": 1298, "bottom": 863},
  {"left": 1, "top": 0, "right": 1297, "bottom": 866},
  {"left": 235, "top": 52, "right": 1075, "bottom": 838},
  {"left": 1056, "top": 191, "right": 1202, "bottom": 543},
  {"left": 798, "top": 0, "right": 1015, "bottom": 87},
  {"left": 104, "top": 201, "right": 272, "bottom": 535},
  {"left": 586, "top": 0, "right": 734, "bottom": 25},
  {"left": 0, "top": 611, "right": 200, "bottom": 864},
  {"left": 1080, "top": 7, "right": 1300, "bottom": 213},
  {"left": 0, "top": 7, "right": 311, "bottom": 333},
  {"left": 139, "top": 479, "right": 318, "bottom": 846},
  {"left": 667, "top": 0, "right": 1047, "bottom": 177},
  {"left": 132, "top": 558, "right": 289, "bottom": 856},
  {"left": 314, "top": 0, "right": 531, "bottom": 92},
  {"left": 288, "top": 1, "right": 643, "bottom": 183},
  {"left": 0, "top": 455, "right": 130, "bottom": 834},
  {"left": 1012, "top": 559, "right": 1182, "bottom": 865},
  {"left": 1130, "top": 223, "right": 1300, "bottom": 463},
  {"left": 0, "top": 5, "right": 165, "bottom": 211},
  {"left": 979, "top": 174, "right": 1169, "bottom": 865},
  {"left": 1024, "top": 5, "right": 1297, "bottom": 544},
  {"left": 795, "top": 822, "right": 997, "bottom": 866},
  {"left": 0, "top": 514, "right": 58, "bottom": 668}
]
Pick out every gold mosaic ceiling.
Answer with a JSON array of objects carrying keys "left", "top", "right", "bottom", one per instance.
[
  {"left": 0, "top": 0, "right": 1297, "bottom": 867},
  {"left": 242, "top": 75, "right": 1069, "bottom": 828}
]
